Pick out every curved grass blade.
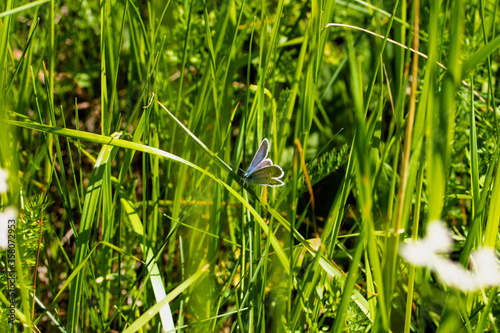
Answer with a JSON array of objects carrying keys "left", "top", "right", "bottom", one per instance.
[
  {"left": 8, "top": 119, "right": 291, "bottom": 274},
  {"left": 120, "top": 196, "right": 175, "bottom": 331},
  {"left": 122, "top": 265, "right": 210, "bottom": 333}
]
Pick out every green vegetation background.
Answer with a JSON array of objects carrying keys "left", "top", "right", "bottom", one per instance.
[{"left": 1, "top": 0, "right": 500, "bottom": 332}]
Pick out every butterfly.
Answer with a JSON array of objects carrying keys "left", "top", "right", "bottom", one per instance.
[{"left": 243, "top": 138, "right": 284, "bottom": 187}]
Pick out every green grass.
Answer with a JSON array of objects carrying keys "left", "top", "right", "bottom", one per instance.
[{"left": 1, "top": 0, "right": 500, "bottom": 332}]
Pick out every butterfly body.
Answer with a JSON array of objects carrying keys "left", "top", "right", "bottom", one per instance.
[{"left": 243, "top": 138, "right": 284, "bottom": 187}]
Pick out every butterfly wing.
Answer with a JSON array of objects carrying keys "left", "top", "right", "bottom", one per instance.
[
  {"left": 244, "top": 138, "right": 269, "bottom": 176},
  {"left": 254, "top": 158, "right": 273, "bottom": 169},
  {"left": 262, "top": 178, "right": 285, "bottom": 187},
  {"left": 245, "top": 165, "right": 284, "bottom": 187}
]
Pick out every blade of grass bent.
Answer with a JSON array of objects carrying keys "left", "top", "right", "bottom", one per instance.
[
  {"left": 157, "top": 101, "right": 233, "bottom": 174},
  {"left": 121, "top": 196, "right": 175, "bottom": 331},
  {"left": 8, "top": 119, "right": 290, "bottom": 274},
  {"left": 461, "top": 34, "right": 500, "bottom": 78},
  {"left": 123, "top": 264, "right": 209, "bottom": 333},
  {"left": 0, "top": 0, "right": 50, "bottom": 18}
]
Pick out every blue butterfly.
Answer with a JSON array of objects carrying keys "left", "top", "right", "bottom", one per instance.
[{"left": 243, "top": 138, "right": 284, "bottom": 187}]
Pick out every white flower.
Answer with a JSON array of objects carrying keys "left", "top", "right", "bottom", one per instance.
[
  {"left": 0, "top": 207, "right": 17, "bottom": 249},
  {"left": 421, "top": 221, "right": 453, "bottom": 254},
  {"left": 0, "top": 169, "right": 8, "bottom": 194},
  {"left": 434, "top": 249, "right": 500, "bottom": 292},
  {"left": 470, "top": 248, "right": 500, "bottom": 287},
  {"left": 399, "top": 242, "right": 437, "bottom": 268},
  {"left": 399, "top": 220, "right": 500, "bottom": 292},
  {"left": 399, "top": 220, "right": 453, "bottom": 269},
  {"left": 434, "top": 257, "right": 480, "bottom": 292}
]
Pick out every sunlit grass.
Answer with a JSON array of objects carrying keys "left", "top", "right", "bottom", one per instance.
[{"left": 1, "top": 0, "right": 500, "bottom": 332}]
